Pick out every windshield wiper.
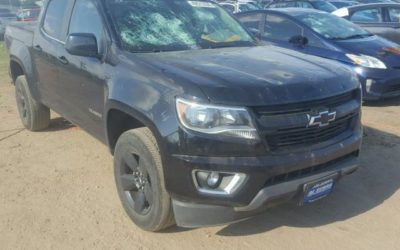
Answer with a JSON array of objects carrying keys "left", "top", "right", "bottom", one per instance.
[
  {"left": 331, "top": 33, "right": 373, "bottom": 40},
  {"left": 200, "top": 39, "right": 256, "bottom": 49}
]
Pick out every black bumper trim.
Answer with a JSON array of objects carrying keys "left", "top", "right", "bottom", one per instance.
[{"left": 172, "top": 156, "right": 359, "bottom": 228}]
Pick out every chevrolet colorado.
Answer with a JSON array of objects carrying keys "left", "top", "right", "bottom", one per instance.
[{"left": 5, "top": 0, "right": 362, "bottom": 231}]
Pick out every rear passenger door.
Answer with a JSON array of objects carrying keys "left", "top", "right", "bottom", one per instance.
[
  {"left": 349, "top": 7, "right": 389, "bottom": 38},
  {"left": 32, "top": 0, "right": 73, "bottom": 110},
  {"left": 56, "top": 0, "right": 108, "bottom": 138}
]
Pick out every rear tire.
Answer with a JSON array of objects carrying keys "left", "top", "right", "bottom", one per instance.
[
  {"left": 15, "top": 76, "right": 50, "bottom": 131},
  {"left": 114, "top": 128, "right": 174, "bottom": 231}
]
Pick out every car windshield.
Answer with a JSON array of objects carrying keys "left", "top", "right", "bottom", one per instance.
[
  {"left": 298, "top": 12, "right": 372, "bottom": 40},
  {"left": 311, "top": 1, "right": 337, "bottom": 12},
  {"left": 106, "top": 0, "right": 255, "bottom": 53}
]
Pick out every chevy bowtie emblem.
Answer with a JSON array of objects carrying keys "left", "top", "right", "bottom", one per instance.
[{"left": 308, "top": 111, "right": 336, "bottom": 127}]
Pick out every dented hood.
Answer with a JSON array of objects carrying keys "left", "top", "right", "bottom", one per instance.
[{"left": 135, "top": 45, "right": 360, "bottom": 106}]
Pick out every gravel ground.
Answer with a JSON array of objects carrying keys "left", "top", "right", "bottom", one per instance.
[{"left": 0, "top": 53, "right": 400, "bottom": 249}]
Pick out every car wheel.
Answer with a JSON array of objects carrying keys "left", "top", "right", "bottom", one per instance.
[
  {"left": 114, "top": 127, "right": 174, "bottom": 231},
  {"left": 15, "top": 75, "right": 50, "bottom": 131}
]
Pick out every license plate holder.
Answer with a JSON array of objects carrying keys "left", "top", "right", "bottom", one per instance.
[{"left": 302, "top": 174, "right": 338, "bottom": 204}]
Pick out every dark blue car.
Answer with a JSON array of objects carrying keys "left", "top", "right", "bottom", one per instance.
[{"left": 237, "top": 8, "right": 400, "bottom": 100}]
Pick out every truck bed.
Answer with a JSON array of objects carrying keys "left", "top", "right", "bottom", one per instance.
[{"left": 5, "top": 22, "right": 35, "bottom": 46}]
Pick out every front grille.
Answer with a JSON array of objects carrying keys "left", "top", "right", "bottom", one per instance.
[
  {"left": 266, "top": 113, "right": 356, "bottom": 150},
  {"left": 254, "top": 90, "right": 356, "bottom": 116},
  {"left": 386, "top": 84, "right": 400, "bottom": 93},
  {"left": 264, "top": 151, "right": 358, "bottom": 187},
  {"left": 253, "top": 90, "right": 360, "bottom": 151}
]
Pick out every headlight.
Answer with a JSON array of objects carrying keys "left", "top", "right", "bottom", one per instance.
[
  {"left": 176, "top": 98, "right": 259, "bottom": 140},
  {"left": 346, "top": 54, "right": 386, "bottom": 69}
]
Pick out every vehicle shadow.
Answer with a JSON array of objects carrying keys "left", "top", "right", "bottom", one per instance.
[
  {"left": 44, "top": 117, "right": 76, "bottom": 132},
  {"left": 363, "top": 96, "right": 400, "bottom": 107},
  {"left": 214, "top": 126, "right": 400, "bottom": 236}
]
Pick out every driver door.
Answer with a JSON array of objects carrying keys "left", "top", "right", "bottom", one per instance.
[{"left": 56, "top": 0, "right": 108, "bottom": 139}]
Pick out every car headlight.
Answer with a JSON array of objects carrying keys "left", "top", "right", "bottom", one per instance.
[
  {"left": 176, "top": 98, "right": 259, "bottom": 140},
  {"left": 346, "top": 54, "right": 386, "bottom": 69}
]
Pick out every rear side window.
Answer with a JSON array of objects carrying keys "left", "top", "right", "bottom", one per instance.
[
  {"left": 350, "top": 8, "right": 382, "bottom": 23},
  {"left": 388, "top": 7, "right": 400, "bottom": 22},
  {"left": 42, "top": 0, "right": 69, "bottom": 39}
]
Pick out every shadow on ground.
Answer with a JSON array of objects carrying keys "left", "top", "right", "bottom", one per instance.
[
  {"left": 209, "top": 126, "right": 400, "bottom": 236},
  {"left": 45, "top": 117, "right": 76, "bottom": 132}
]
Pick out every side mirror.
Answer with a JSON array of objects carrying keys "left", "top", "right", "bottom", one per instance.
[
  {"left": 65, "top": 33, "right": 100, "bottom": 58},
  {"left": 289, "top": 35, "right": 308, "bottom": 47}
]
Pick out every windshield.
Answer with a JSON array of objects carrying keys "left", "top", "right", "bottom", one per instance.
[
  {"left": 299, "top": 12, "right": 372, "bottom": 40},
  {"left": 311, "top": 1, "right": 337, "bottom": 12},
  {"left": 107, "top": 0, "right": 255, "bottom": 52}
]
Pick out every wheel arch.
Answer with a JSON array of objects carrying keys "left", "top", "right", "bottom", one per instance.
[{"left": 105, "top": 100, "right": 166, "bottom": 157}]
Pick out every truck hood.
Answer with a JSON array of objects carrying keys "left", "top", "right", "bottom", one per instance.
[{"left": 135, "top": 45, "right": 359, "bottom": 106}]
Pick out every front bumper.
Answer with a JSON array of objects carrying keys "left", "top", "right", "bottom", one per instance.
[
  {"left": 173, "top": 156, "right": 359, "bottom": 228},
  {"left": 165, "top": 130, "right": 362, "bottom": 227},
  {"left": 357, "top": 67, "right": 400, "bottom": 100}
]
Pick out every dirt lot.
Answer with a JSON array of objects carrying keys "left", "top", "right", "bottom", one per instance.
[{"left": 1, "top": 42, "right": 400, "bottom": 250}]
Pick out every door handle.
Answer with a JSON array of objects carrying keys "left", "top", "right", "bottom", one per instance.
[
  {"left": 58, "top": 56, "right": 69, "bottom": 65},
  {"left": 33, "top": 44, "right": 42, "bottom": 52}
]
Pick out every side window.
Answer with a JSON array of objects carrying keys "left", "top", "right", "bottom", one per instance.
[
  {"left": 42, "top": 0, "right": 69, "bottom": 40},
  {"left": 350, "top": 8, "right": 382, "bottom": 23},
  {"left": 238, "top": 13, "right": 263, "bottom": 32},
  {"left": 388, "top": 7, "right": 400, "bottom": 22},
  {"left": 264, "top": 14, "right": 303, "bottom": 41},
  {"left": 297, "top": 1, "right": 314, "bottom": 8},
  {"left": 303, "top": 29, "right": 325, "bottom": 48},
  {"left": 69, "top": 0, "right": 104, "bottom": 48},
  {"left": 270, "top": 2, "right": 293, "bottom": 8},
  {"left": 221, "top": 4, "right": 235, "bottom": 13}
]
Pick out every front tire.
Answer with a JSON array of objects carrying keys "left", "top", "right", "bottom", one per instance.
[
  {"left": 114, "top": 128, "right": 174, "bottom": 231},
  {"left": 15, "top": 76, "right": 50, "bottom": 131}
]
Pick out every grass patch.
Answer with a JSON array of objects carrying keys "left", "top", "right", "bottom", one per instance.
[{"left": 0, "top": 42, "right": 9, "bottom": 80}]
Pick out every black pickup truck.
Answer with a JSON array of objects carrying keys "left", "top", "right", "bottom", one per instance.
[{"left": 5, "top": 0, "right": 362, "bottom": 231}]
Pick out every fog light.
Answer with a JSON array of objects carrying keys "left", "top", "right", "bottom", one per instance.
[
  {"left": 193, "top": 170, "right": 246, "bottom": 195},
  {"left": 207, "top": 172, "right": 220, "bottom": 188},
  {"left": 366, "top": 79, "right": 374, "bottom": 93}
]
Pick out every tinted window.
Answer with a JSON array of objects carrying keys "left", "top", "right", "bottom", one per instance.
[
  {"left": 43, "top": 0, "right": 69, "bottom": 39},
  {"left": 296, "top": 1, "right": 314, "bottom": 8},
  {"left": 264, "top": 14, "right": 303, "bottom": 41},
  {"left": 388, "top": 7, "right": 400, "bottom": 22},
  {"left": 69, "top": 0, "right": 104, "bottom": 47},
  {"left": 350, "top": 8, "right": 382, "bottom": 22},
  {"left": 311, "top": 1, "right": 337, "bottom": 12},
  {"left": 269, "top": 2, "right": 296, "bottom": 8},
  {"left": 239, "top": 3, "right": 259, "bottom": 12},
  {"left": 238, "top": 13, "right": 263, "bottom": 31},
  {"left": 221, "top": 4, "right": 235, "bottom": 13},
  {"left": 265, "top": 14, "right": 323, "bottom": 47}
]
